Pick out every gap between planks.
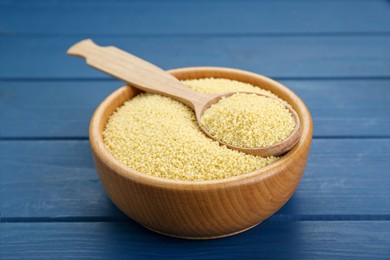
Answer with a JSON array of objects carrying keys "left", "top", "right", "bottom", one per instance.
[
  {"left": 2, "top": 215, "right": 390, "bottom": 223},
  {"left": 2, "top": 32, "right": 390, "bottom": 38}
]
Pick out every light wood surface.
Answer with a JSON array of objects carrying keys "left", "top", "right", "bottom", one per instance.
[
  {"left": 68, "top": 39, "right": 301, "bottom": 156},
  {"left": 89, "top": 67, "right": 313, "bottom": 239}
]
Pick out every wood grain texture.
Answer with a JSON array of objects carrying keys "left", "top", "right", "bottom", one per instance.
[
  {"left": 0, "top": 81, "right": 118, "bottom": 138},
  {"left": 1, "top": 35, "right": 389, "bottom": 79},
  {"left": 88, "top": 67, "right": 312, "bottom": 239},
  {"left": 1, "top": 0, "right": 389, "bottom": 34},
  {"left": 1, "top": 79, "right": 389, "bottom": 138},
  {"left": 1, "top": 221, "right": 389, "bottom": 259},
  {"left": 0, "top": 140, "right": 124, "bottom": 220},
  {"left": 1, "top": 139, "right": 390, "bottom": 219}
]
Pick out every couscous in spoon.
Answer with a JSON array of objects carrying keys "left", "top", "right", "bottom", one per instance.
[{"left": 68, "top": 39, "right": 301, "bottom": 156}]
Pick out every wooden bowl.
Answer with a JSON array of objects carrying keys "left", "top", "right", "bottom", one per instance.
[{"left": 90, "top": 67, "right": 313, "bottom": 239}]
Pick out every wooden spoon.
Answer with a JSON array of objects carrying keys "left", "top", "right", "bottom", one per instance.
[{"left": 67, "top": 39, "right": 301, "bottom": 156}]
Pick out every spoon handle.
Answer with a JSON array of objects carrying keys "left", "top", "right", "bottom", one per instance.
[{"left": 68, "top": 39, "right": 209, "bottom": 109}]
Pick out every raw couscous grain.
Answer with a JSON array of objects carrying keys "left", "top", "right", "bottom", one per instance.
[
  {"left": 103, "top": 78, "right": 289, "bottom": 181},
  {"left": 200, "top": 93, "right": 296, "bottom": 148}
]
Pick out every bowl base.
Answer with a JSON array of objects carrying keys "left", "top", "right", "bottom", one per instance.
[{"left": 143, "top": 222, "right": 262, "bottom": 240}]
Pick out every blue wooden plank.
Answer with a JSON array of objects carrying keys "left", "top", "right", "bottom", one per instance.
[
  {"left": 0, "top": 35, "right": 389, "bottom": 79},
  {"left": 0, "top": 140, "right": 124, "bottom": 220},
  {"left": 1, "top": 80, "right": 389, "bottom": 138},
  {"left": 1, "top": 139, "right": 389, "bottom": 219},
  {"left": 0, "top": 0, "right": 389, "bottom": 34},
  {"left": 287, "top": 80, "right": 390, "bottom": 138},
  {"left": 0, "top": 81, "right": 118, "bottom": 138},
  {"left": 1, "top": 221, "right": 389, "bottom": 259}
]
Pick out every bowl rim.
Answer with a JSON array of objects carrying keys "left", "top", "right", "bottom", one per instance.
[{"left": 90, "top": 67, "right": 313, "bottom": 190}]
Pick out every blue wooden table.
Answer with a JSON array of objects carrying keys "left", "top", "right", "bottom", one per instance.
[{"left": 1, "top": 0, "right": 390, "bottom": 258}]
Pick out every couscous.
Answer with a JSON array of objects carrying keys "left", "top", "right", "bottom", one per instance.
[
  {"left": 200, "top": 93, "right": 295, "bottom": 148},
  {"left": 103, "top": 78, "right": 291, "bottom": 181}
]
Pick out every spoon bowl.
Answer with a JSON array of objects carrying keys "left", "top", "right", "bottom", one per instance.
[
  {"left": 68, "top": 39, "right": 301, "bottom": 156},
  {"left": 197, "top": 92, "right": 302, "bottom": 156}
]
